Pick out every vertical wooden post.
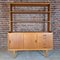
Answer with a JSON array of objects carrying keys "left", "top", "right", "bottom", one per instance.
[
  {"left": 45, "top": 50, "right": 48, "bottom": 57},
  {"left": 13, "top": 51, "right": 16, "bottom": 58},
  {"left": 48, "top": 4, "right": 51, "bottom": 32},
  {"left": 43, "top": 7, "right": 46, "bottom": 32},
  {"left": 10, "top": 4, "right": 13, "bottom": 32}
]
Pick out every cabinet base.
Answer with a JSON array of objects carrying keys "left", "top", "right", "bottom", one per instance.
[{"left": 8, "top": 49, "right": 53, "bottom": 57}]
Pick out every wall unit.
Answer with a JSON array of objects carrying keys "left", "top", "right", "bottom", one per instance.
[{"left": 8, "top": 2, "right": 53, "bottom": 57}]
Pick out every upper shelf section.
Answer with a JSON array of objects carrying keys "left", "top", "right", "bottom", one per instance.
[{"left": 10, "top": 2, "right": 50, "bottom": 6}]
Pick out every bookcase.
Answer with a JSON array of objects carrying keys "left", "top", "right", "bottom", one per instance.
[{"left": 8, "top": 2, "right": 53, "bottom": 57}]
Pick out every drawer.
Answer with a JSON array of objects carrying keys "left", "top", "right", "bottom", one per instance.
[
  {"left": 37, "top": 33, "right": 48, "bottom": 39},
  {"left": 38, "top": 42, "right": 52, "bottom": 49},
  {"left": 37, "top": 33, "right": 53, "bottom": 49},
  {"left": 38, "top": 43, "right": 50, "bottom": 49}
]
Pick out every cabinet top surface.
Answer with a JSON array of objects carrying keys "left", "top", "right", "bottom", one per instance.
[{"left": 8, "top": 31, "right": 53, "bottom": 33}]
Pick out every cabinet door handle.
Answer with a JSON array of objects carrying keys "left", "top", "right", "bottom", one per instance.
[
  {"left": 35, "top": 40, "right": 37, "bottom": 43},
  {"left": 43, "top": 35, "right": 47, "bottom": 36},
  {"left": 43, "top": 37, "right": 47, "bottom": 39},
  {"left": 43, "top": 46, "right": 47, "bottom": 48},
  {"left": 9, "top": 40, "right": 11, "bottom": 43}
]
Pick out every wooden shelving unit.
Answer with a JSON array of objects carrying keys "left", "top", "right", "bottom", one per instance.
[
  {"left": 8, "top": 2, "right": 53, "bottom": 57},
  {"left": 9, "top": 2, "right": 51, "bottom": 32}
]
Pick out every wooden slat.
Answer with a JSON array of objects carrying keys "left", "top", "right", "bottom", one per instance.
[
  {"left": 10, "top": 2, "right": 50, "bottom": 6},
  {"left": 8, "top": 48, "right": 53, "bottom": 51},
  {"left": 9, "top": 31, "right": 53, "bottom": 33},
  {"left": 10, "top": 11, "right": 50, "bottom": 14},
  {"left": 10, "top": 21, "right": 50, "bottom": 23}
]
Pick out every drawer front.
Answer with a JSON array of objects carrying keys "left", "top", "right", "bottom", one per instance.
[{"left": 37, "top": 33, "right": 53, "bottom": 49}]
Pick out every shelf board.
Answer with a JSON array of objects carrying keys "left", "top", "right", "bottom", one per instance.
[
  {"left": 10, "top": 2, "right": 50, "bottom": 6},
  {"left": 10, "top": 21, "right": 50, "bottom": 23},
  {"left": 10, "top": 11, "right": 50, "bottom": 14},
  {"left": 8, "top": 31, "right": 52, "bottom": 33}
]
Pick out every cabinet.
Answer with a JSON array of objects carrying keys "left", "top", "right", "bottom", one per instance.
[
  {"left": 8, "top": 32, "right": 53, "bottom": 56},
  {"left": 8, "top": 2, "right": 53, "bottom": 57}
]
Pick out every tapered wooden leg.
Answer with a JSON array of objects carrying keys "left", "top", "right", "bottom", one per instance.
[
  {"left": 13, "top": 51, "right": 16, "bottom": 58},
  {"left": 45, "top": 50, "right": 48, "bottom": 57}
]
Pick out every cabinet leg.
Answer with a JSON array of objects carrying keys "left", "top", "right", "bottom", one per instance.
[
  {"left": 45, "top": 50, "right": 48, "bottom": 57},
  {"left": 13, "top": 51, "right": 16, "bottom": 58}
]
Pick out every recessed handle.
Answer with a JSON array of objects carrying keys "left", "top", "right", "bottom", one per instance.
[
  {"left": 35, "top": 40, "right": 37, "bottom": 43},
  {"left": 43, "top": 46, "right": 47, "bottom": 48},
  {"left": 43, "top": 37, "right": 47, "bottom": 39},
  {"left": 9, "top": 40, "right": 11, "bottom": 43},
  {"left": 43, "top": 34, "right": 47, "bottom": 36}
]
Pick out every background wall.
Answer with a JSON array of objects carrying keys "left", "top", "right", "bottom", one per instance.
[{"left": 0, "top": 0, "right": 60, "bottom": 49}]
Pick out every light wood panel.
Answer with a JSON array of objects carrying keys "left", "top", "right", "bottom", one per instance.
[
  {"left": 24, "top": 33, "right": 38, "bottom": 49},
  {"left": 8, "top": 33, "right": 24, "bottom": 49},
  {"left": 37, "top": 33, "right": 53, "bottom": 49}
]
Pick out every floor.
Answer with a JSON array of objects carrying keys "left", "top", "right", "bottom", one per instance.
[{"left": 0, "top": 49, "right": 60, "bottom": 60}]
